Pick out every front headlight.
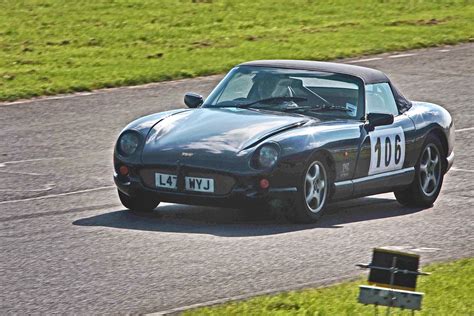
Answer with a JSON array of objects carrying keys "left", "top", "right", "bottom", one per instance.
[
  {"left": 118, "top": 132, "right": 140, "bottom": 156},
  {"left": 258, "top": 144, "right": 279, "bottom": 169}
]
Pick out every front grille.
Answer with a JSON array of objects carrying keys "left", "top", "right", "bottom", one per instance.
[{"left": 139, "top": 167, "right": 236, "bottom": 196}]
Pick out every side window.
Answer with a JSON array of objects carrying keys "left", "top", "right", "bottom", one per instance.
[{"left": 365, "top": 83, "right": 399, "bottom": 116}]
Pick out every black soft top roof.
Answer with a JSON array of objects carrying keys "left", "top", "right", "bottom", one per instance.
[
  {"left": 239, "top": 60, "right": 412, "bottom": 112},
  {"left": 239, "top": 60, "right": 389, "bottom": 84}
]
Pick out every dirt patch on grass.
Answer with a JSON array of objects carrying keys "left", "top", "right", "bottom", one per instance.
[{"left": 386, "top": 18, "right": 449, "bottom": 26}]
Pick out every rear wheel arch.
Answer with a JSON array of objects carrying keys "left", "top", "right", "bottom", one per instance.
[
  {"left": 427, "top": 127, "right": 448, "bottom": 172},
  {"left": 394, "top": 133, "right": 445, "bottom": 207}
]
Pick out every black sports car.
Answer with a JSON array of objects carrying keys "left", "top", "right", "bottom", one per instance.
[{"left": 114, "top": 60, "right": 454, "bottom": 223}]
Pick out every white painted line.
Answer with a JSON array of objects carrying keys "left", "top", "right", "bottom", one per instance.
[
  {"left": 451, "top": 167, "right": 474, "bottom": 173},
  {"left": 0, "top": 157, "right": 65, "bottom": 167},
  {"left": 388, "top": 53, "right": 416, "bottom": 59},
  {"left": 381, "top": 246, "right": 442, "bottom": 253},
  {"left": 0, "top": 90, "right": 114, "bottom": 106},
  {"left": 0, "top": 185, "right": 54, "bottom": 193},
  {"left": 410, "top": 247, "right": 442, "bottom": 253},
  {"left": 347, "top": 57, "right": 383, "bottom": 64},
  {"left": 455, "top": 127, "right": 474, "bottom": 133},
  {"left": 439, "top": 49, "right": 450, "bottom": 52},
  {"left": 0, "top": 186, "right": 115, "bottom": 205},
  {"left": 0, "top": 170, "right": 47, "bottom": 176},
  {"left": 2, "top": 95, "right": 88, "bottom": 106}
]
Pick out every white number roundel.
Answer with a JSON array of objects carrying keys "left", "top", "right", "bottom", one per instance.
[{"left": 369, "top": 127, "right": 406, "bottom": 175}]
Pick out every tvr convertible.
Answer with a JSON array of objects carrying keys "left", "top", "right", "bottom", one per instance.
[{"left": 114, "top": 60, "right": 454, "bottom": 223}]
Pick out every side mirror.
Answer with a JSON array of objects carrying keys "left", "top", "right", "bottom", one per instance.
[
  {"left": 366, "top": 113, "right": 394, "bottom": 130},
  {"left": 184, "top": 92, "right": 203, "bottom": 108}
]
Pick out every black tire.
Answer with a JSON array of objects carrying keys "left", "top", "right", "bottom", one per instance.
[
  {"left": 393, "top": 188, "right": 415, "bottom": 206},
  {"left": 394, "top": 134, "right": 445, "bottom": 207},
  {"left": 118, "top": 190, "right": 160, "bottom": 213},
  {"left": 285, "top": 154, "right": 331, "bottom": 223}
]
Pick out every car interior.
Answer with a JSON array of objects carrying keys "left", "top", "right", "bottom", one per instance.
[{"left": 248, "top": 74, "right": 362, "bottom": 118}]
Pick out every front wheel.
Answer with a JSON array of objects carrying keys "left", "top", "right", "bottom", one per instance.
[
  {"left": 286, "top": 155, "right": 330, "bottom": 223},
  {"left": 118, "top": 190, "right": 160, "bottom": 213},
  {"left": 394, "top": 134, "right": 445, "bottom": 207}
]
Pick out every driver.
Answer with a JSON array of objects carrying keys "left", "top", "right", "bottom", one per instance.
[{"left": 250, "top": 73, "right": 292, "bottom": 100}]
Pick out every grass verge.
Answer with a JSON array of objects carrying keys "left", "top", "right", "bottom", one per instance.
[
  {"left": 1, "top": 0, "right": 473, "bottom": 101},
  {"left": 184, "top": 257, "right": 474, "bottom": 315}
]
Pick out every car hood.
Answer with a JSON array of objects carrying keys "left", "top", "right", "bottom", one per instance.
[{"left": 141, "top": 108, "right": 309, "bottom": 166}]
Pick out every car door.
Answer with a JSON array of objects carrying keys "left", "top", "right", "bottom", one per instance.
[{"left": 352, "top": 82, "right": 417, "bottom": 197}]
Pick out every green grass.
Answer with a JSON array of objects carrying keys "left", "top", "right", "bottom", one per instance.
[
  {"left": 184, "top": 258, "right": 474, "bottom": 315},
  {"left": 1, "top": 1, "right": 473, "bottom": 101}
]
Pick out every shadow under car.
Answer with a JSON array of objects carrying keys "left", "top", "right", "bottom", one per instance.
[{"left": 72, "top": 194, "right": 426, "bottom": 237}]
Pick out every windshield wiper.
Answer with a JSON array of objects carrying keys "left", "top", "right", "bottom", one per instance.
[
  {"left": 284, "top": 104, "right": 351, "bottom": 113},
  {"left": 315, "top": 104, "right": 351, "bottom": 112},
  {"left": 237, "top": 96, "right": 307, "bottom": 108}
]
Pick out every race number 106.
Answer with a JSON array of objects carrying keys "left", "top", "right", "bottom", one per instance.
[{"left": 369, "top": 127, "right": 406, "bottom": 175}]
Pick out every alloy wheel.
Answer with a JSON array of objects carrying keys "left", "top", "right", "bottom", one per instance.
[
  {"left": 304, "top": 161, "right": 328, "bottom": 213},
  {"left": 419, "top": 144, "right": 441, "bottom": 197}
]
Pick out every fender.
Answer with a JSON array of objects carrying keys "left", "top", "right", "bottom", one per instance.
[{"left": 405, "top": 101, "right": 455, "bottom": 169}]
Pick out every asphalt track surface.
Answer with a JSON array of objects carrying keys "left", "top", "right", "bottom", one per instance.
[{"left": 1, "top": 43, "right": 473, "bottom": 314}]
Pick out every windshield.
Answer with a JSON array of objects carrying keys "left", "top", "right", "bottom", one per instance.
[{"left": 203, "top": 66, "right": 364, "bottom": 120}]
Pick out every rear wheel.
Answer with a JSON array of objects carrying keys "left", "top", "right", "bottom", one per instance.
[
  {"left": 118, "top": 190, "right": 160, "bottom": 213},
  {"left": 286, "top": 154, "right": 330, "bottom": 223},
  {"left": 394, "top": 134, "right": 444, "bottom": 207}
]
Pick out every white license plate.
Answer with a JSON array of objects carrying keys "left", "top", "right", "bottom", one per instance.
[
  {"left": 185, "top": 176, "right": 214, "bottom": 193},
  {"left": 155, "top": 173, "right": 177, "bottom": 189}
]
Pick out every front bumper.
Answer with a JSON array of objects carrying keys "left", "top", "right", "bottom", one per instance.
[{"left": 114, "top": 169, "right": 298, "bottom": 208}]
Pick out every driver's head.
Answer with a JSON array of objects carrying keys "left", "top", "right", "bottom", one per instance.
[{"left": 252, "top": 72, "right": 279, "bottom": 99}]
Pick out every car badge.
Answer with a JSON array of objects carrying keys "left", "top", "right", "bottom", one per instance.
[{"left": 181, "top": 152, "right": 194, "bottom": 157}]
